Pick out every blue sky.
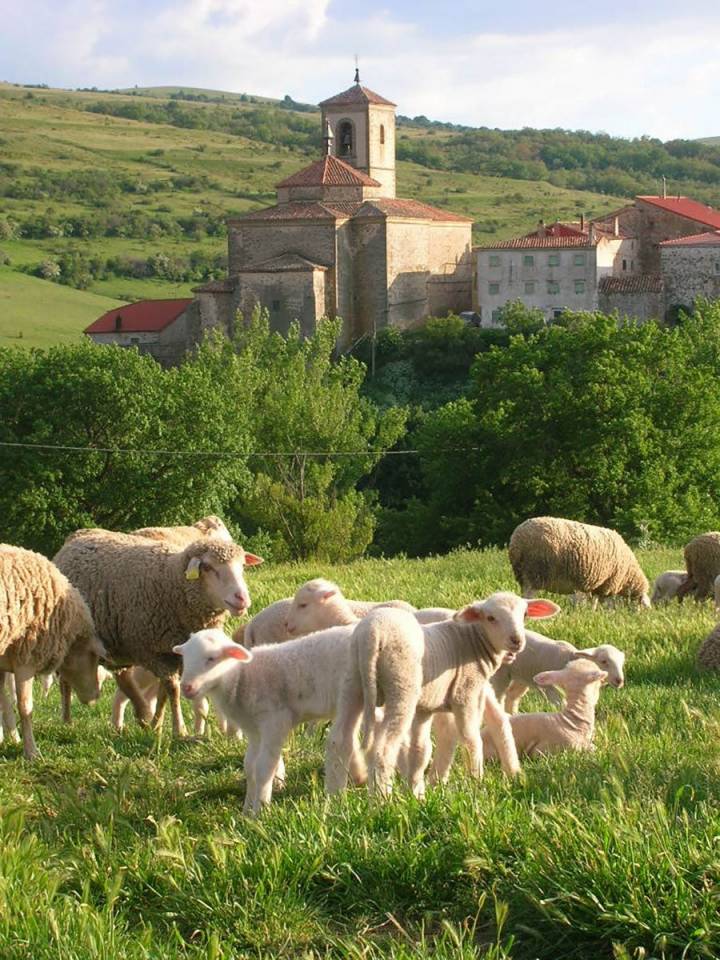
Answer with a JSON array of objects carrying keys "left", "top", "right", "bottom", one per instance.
[{"left": 1, "top": 0, "right": 720, "bottom": 139}]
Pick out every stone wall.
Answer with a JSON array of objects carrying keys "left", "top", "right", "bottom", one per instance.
[
  {"left": 227, "top": 221, "right": 336, "bottom": 274},
  {"left": 349, "top": 217, "right": 388, "bottom": 341},
  {"left": 598, "top": 288, "right": 664, "bottom": 323},
  {"left": 661, "top": 245, "right": 720, "bottom": 315},
  {"left": 366, "top": 104, "right": 396, "bottom": 198},
  {"left": 234, "top": 268, "right": 326, "bottom": 338}
]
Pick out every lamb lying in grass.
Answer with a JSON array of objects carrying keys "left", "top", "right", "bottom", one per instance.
[
  {"left": 481, "top": 658, "right": 608, "bottom": 759},
  {"left": 326, "top": 592, "right": 559, "bottom": 798}
]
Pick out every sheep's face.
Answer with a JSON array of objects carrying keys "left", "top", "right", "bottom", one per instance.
[
  {"left": 286, "top": 579, "right": 341, "bottom": 636},
  {"left": 184, "top": 541, "right": 263, "bottom": 616},
  {"left": 572, "top": 644, "right": 625, "bottom": 688},
  {"left": 174, "top": 628, "right": 252, "bottom": 700},
  {"left": 455, "top": 591, "right": 559, "bottom": 657},
  {"left": 59, "top": 633, "right": 105, "bottom": 705},
  {"left": 535, "top": 659, "right": 608, "bottom": 698}
]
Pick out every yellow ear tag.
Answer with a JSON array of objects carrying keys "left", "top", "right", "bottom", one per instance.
[{"left": 185, "top": 566, "right": 200, "bottom": 581}]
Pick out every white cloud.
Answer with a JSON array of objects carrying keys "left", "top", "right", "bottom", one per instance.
[{"left": 1, "top": 1, "right": 719, "bottom": 138}]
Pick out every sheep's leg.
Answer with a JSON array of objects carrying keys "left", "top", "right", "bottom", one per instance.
[
  {"left": 0, "top": 672, "right": 20, "bottom": 745},
  {"left": 152, "top": 684, "right": 168, "bottom": 730},
  {"left": 325, "top": 696, "right": 364, "bottom": 794},
  {"left": 504, "top": 680, "right": 529, "bottom": 715},
  {"left": 59, "top": 677, "right": 72, "bottom": 724},
  {"left": 427, "top": 712, "right": 458, "bottom": 785},
  {"left": 405, "top": 714, "right": 434, "bottom": 798},
  {"left": 370, "top": 702, "right": 416, "bottom": 798},
  {"left": 111, "top": 688, "right": 129, "bottom": 732},
  {"left": 482, "top": 688, "right": 520, "bottom": 777},
  {"left": 243, "top": 736, "right": 260, "bottom": 816},
  {"left": 158, "top": 676, "right": 186, "bottom": 738},
  {"left": 247, "top": 721, "right": 289, "bottom": 816},
  {"left": 453, "top": 699, "right": 484, "bottom": 779},
  {"left": 274, "top": 753, "right": 287, "bottom": 791},
  {"left": 193, "top": 697, "right": 209, "bottom": 737},
  {"left": 14, "top": 667, "right": 38, "bottom": 760},
  {"left": 114, "top": 669, "right": 153, "bottom": 726}
]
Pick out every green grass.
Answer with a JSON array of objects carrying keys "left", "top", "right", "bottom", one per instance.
[
  {"left": 0, "top": 266, "right": 124, "bottom": 348},
  {"left": 0, "top": 83, "right": 627, "bottom": 343},
  {"left": 2, "top": 546, "right": 719, "bottom": 958}
]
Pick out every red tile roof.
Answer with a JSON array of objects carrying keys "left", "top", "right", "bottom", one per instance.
[
  {"left": 276, "top": 155, "right": 380, "bottom": 188},
  {"left": 480, "top": 235, "right": 596, "bottom": 250},
  {"left": 320, "top": 84, "right": 396, "bottom": 108},
  {"left": 85, "top": 299, "right": 193, "bottom": 334},
  {"left": 599, "top": 274, "right": 664, "bottom": 294},
  {"left": 354, "top": 198, "right": 472, "bottom": 222},
  {"left": 660, "top": 230, "right": 720, "bottom": 247},
  {"left": 637, "top": 196, "right": 720, "bottom": 230}
]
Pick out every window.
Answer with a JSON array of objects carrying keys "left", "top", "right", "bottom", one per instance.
[
  {"left": 553, "top": 308, "right": 565, "bottom": 320},
  {"left": 547, "top": 281, "right": 560, "bottom": 294},
  {"left": 524, "top": 281, "right": 535, "bottom": 294},
  {"left": 715, "top": 262, "right": 720, "bottom": 274},
  {"left": 130, "top": 337, "right": 140, "bottom": 346},
  {"left": 491, "top": 308, "right": 503, "bottom": 325},
  {"left": 548, "top": 253, "right": 560, "bottom": 266},
  {"left": 622, "top": 259, "right": 627, "bottom": 271},
  {"left": 337, "top": 119, "right": 354, "bottom": 157},
  {"left": 271, "top": 299, "right": 281, "bottom": 311},
  {"left": 523, "top": 255, "right": 534, "bottom": 267},
  {"left": 489, "top": 255, "right": 500, "bottom": 267},
  {"left": 380, "top": 124, "right": 385, "bottom": 145},
  {"left": 573, "top": 253, "right": 586, "bottom": 266},
  {"left": 488, "top": 282, "right": 500, "bottom": 295},
  {"left": 631, "top": 260, "right": 634, "bottom": 271},
  {"left": 575, "top": 280, "right": 585, "bottom": 294}
]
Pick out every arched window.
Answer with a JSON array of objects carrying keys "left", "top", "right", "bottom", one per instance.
[
  {"left": 337, "top": 119, "right": 354, "bottom": 157},
  {"left": 380, "top": 124, "right": 385, "bottom": 145}
]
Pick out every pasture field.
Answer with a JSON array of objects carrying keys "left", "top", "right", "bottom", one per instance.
[{"left": 1, "top": 546, "right": 719, "bottom": 959}]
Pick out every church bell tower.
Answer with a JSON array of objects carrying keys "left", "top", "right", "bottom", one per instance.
[{"left": 319, "top": 69, "right": 396, "bottom": 198}]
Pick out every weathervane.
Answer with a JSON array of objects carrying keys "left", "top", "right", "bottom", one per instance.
[{"left": 354, "top": 54, "right": 360, "bottom": 85}]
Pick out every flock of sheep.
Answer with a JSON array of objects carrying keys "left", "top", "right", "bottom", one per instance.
[{"left": 1, "top": 514, "right": 718, "bottom": 816}]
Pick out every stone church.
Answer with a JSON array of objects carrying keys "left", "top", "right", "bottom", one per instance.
[{"left": 193, "top": 73, "right": 473, "bottom": 348}]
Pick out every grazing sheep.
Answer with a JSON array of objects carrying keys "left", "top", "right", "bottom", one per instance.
[
  {"left": 650, "top": 570, "right": 687, "bottom": 605},
  {"left": 677, "top": 533, "right": 720, "bottom": 602},
  {"left": 481, "top": 659, "right": 608, "bottom": 759},
  {"left": 696, "top": 622, "right": 720, "bottom": 670},
  {"left": 491, "top": 630, "right": 625, "bottom": 712},
  {"left": 509, "top": 516, "right": 650, "bottom": 607},
  {"left": 0, "top": 544, "right": 105, "bottom": 759},
  {"left": 174, "top": 626, "right": 366, "bottom": 816},
  {"left": 326, "top": 593, "right": 560, "bottom": 798},
  {"left": 54, "top": 529, "right": 262, "bottom": 737}
]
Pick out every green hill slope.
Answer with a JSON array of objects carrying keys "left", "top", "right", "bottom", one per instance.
[{"left": 0, "top": 265, "right": 124, "bottom": 348}]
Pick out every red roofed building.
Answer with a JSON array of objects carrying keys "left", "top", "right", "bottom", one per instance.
[
  {"left": 84, "top": 298, "right": 197, "bottom": 365},
  {"left": 660, "top": 230, "right": 720, "bottom": 319},
  {"left": 192, "top": 71, "right": 473, "bottom": 344}
]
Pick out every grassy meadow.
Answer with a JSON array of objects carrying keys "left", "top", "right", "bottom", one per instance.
[
  {"left": 0, "top": 82, "right": 626, "bottom": 343},
  {"left": 1, "top": 546, "right": 719, "bottom": 959}
]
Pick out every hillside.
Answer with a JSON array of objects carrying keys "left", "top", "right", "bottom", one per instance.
[{"left": 0, "top": 81, "right": 633, "bottom": 342}]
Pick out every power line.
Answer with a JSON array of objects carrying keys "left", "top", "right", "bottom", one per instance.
[{"left": 0, "top": 440, "right": 478, "bottom": 459}]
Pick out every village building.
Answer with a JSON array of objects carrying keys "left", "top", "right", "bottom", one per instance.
[
  {"left": 84, "top": 298, "right": 196, "bottom": 366},
  {"left": 659, "top": 231, "right": 720, "bottom": 321},
  {"left": 474, "top": 219, "right": 636, "bottom": 325}
]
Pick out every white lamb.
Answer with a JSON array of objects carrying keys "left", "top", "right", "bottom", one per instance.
[
  {"left": 651, "top": 570, "right": 687, "bottom": 605},
  {"left": 325, "top": 593, "right": 560, "bottom": 798},
  {"left": 491, "top": 631, "right": 625, "bottom": 712},
  {"left": 174, "top": 626, "right": 366, "bottom": 816}
]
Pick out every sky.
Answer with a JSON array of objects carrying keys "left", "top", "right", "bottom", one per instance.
[{"left": 1, "top": 0, "right": 720, "bottom": 140}]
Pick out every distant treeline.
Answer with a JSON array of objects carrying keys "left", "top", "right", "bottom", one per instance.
[
  {"left": 29, "top": 248, "right": 226, "bottom": 289},
  {"left": 0, "top": 207, "right": 227, "bottom": 242}
]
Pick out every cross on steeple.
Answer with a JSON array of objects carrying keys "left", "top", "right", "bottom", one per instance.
[{"left": 354, "top": 54, "right": 360, "bottom": 85}]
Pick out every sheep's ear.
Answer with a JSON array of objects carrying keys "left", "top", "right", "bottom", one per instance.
[
  {"left": 454, "top": 603, "right": 484, "bottom": 622},
  {"left": 526, "top": 599, "right": 560, "bottom": 619},
  {"left": 185, "top": 556, "right": 202, "bottom": 580},
  {"left": 570, "top": 647, "right": 598, "bottom": 661},
  {"left": 220, "top": 643, "right": 253, "bottom": 663},
  {"left": 172, "top": 643, "right": 187, "bottom": 656},
  {"left": 590, "top": 669, "right": 609, "bottom": 684},
  {"left": 320, "top": 588, "right": 337, "bottom": 602},
  {"left": 243, "top": 553, "right": 264, "bottom": 567},
  {"left": 534, "top": 669, "right": 564, "bottom": 687}
]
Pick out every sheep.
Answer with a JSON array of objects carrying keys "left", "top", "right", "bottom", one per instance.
[
  {"left": 234, "top": 587, "right": 417, "bottom": 648},
  {"left": 676, "top": 533, "right": 720, "bottom": 602},
  {"left": 696, "top": 622, "right": 720, "bottom": 670},
  {"left": 715, "top": 574, "right": 720, "bottom": 613},
  {"left": 173, "top": 625, "right": 367, "bottom": 816},
  {"left": 132, "top": 515, "right": 233, "bottom": 547},
  {"left": 0, "top": 544, "right": 105, "bottom": 759},
  {"left": 480, "top": 659, "right": 608, "bottom": 759},
  {"left": 491, "top": 630, "right": 625, "bottom": 712},
  {"left": 650, "top": 570, "right": 688, "bottom": 605},
  {"left": 54, "top": 528, "right": 262, "bottom": 737},
  {"left": 325, "top": 593, "right": 560, "bottom": 798},
  {"left": 508, "top": 516, "right": 650, "bottom": 607}
]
